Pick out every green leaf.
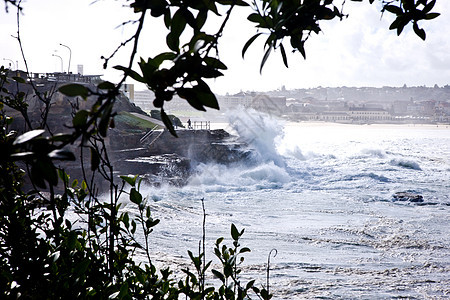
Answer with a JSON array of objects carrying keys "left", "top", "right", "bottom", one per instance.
[
  {"left": 161, "top": 108, "right": 178, "bottom": 137},
  {"left": 59, "top": 84, "right": 89, "bottom": 99},
  {"left": 97, "top": 81, "right": 116, "bottom": 90},
  {"left": 231, "top": 223, "right": 239, "bottom": 241},
  {"left": 425, "top": 12, "right": 440, "bottom": 20},
  {"left": 72, "top": 110, "right": 89, "bottom": 128},
  {"left": 12, "top": 76, "right": 26, "bottom": 83},
  {"left": 146, "top": 218, "right": 160, "bottom": 228},
  {"left": 120, "top": 175, "right": 138, "bottom": 187},
  {"left": 13, "top": 129, "right": 45, "bottom": 145},
  {"left": 130, "top": 188, "right": 143, "bottom": 205}
]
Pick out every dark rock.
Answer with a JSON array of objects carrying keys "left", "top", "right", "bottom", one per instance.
[
  {"left": 144, "top": 129, "right": 250, "bottom": 164},
  {"left": 392, "top": 192, "right": 424, "bottom": 203}
]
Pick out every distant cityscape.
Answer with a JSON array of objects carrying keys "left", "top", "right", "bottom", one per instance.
[
  {"left": 127, "top": 84, "right": 450, "bottom": 124},
  {"left": 7, "top": 69, "right": 449, "bottom": 124}
]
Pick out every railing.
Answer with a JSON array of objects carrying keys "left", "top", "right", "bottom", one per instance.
[
  {"left": 192, "top": 121, "right": 210, "bottom": 130},
  {"left": 139, "top": 125, "right": 159, "bottom": 144}
]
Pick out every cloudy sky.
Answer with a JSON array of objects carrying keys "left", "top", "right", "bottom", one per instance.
[{"left": 1, "top": 0, "right": 449, "bottom": 95}]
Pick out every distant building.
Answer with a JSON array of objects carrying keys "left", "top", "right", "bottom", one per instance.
[
  {"left": 218, "top": 92, "right": 253, "bottom": 108},
  {"left": 250, "top": 94, "right": 286, "bottom": 114},
  {"left": 133, "top": 90, "right": 154, "bottom": 110},
  {"left": 348, "top": 107, "right": 391, "bottom": 121},
  {"left": 122, "top": 84, "right": 135, "bottom": 103}
]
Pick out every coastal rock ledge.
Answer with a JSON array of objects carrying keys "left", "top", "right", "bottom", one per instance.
[{"left": 111, "top": 129, "right": 251, "bottom": 186}]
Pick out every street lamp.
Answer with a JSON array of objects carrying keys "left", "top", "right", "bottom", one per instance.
[
  {"left": 59, "top": 43, "right": 71, "bottom": 74},
  {"left": 52, "top": 54, "right": 63, "bottom": 72},
  {"left": 2, "top": 58, "right": 16, "bottom": 70}
]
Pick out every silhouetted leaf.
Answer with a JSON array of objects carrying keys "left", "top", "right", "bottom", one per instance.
[
  {"left": 384, "top": 5, "right": 402, "bottom": 15},
  {"left": 74, "top": 259, "right": 90, "bottom": 277},
  {"left": 204, "top": 57, "right": 227, "bottom": 70},
  {"left": 212, "top": 269, "right": 225, "bottom": 283},
  {"left": 279, "top": 43, "right": 288, "bottom": 68},
  {"left": 194, "top": 81, "right": 219, "bottom": 109},
  {"left": 231, "top": 223, "right": 239, "bottom": 240},
  {"left": 260, "top": 45, "right": 272, "bottom": 73},
  {"left": 50, "top": 134, "right": 73, "bottom": 142},
  {"left": 413, "top": 22, "right": 426, "bottom": 40},
  {"left": 423, "top": 0, "right": 436, "bottom": 13},
  {"left": 99, "top": 103, "right": 113, "bottom": 137},
  {"left": 59, "top": 84, "right": 89, "bottom": 99},
  {"left": 97, "top": 81, "right": 115, "bottom": 90},
  {"left": 113, "top": 65, "right": 145, "bottom": 83},
  {"left": 177, "top": 88, "right": 206, "bottom": 111},
  {"left": 161, "top": 109, "right": 178, "bottom": 137},
  {"left": 425, "top": 12, "right": 440, "bottom": 20},
  {"left": 72, "top": 110, "right": 89, "bottom": 128},
  {"left": 239, "top": 247, "right": 251, "bottom": 254},
  {"left": 90, "top": 147, "right": 100, "bottom": 171},
  {"left": 242, "top": 33, "right": 262, "bottom": 58}
]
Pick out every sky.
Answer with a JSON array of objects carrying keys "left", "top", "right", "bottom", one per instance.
[{"left": 1, "top": 0, "right": 449, "bottom": 95}]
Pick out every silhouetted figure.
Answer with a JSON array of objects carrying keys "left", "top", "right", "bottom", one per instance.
[{"left": 187, "top": 119, "right": 192, "bottom": 129}]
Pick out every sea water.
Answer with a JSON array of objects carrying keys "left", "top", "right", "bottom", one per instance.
[{"left": 121, "top": 111, "right": 450, "bottom": 299}]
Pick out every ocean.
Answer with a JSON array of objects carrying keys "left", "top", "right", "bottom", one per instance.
[{"left": 120, "top": 111, "right": 450, "bottom": 299}]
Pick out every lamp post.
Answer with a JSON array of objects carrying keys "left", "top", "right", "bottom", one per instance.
[
  {"left": 59, "top": 43, "right": 71, "bottom": 74},
  {"left": 2, "top": 58, "right": 16, "bottom": 70},
  {"left": 52, "top": 54, "right": 64, "bottom": 72}
]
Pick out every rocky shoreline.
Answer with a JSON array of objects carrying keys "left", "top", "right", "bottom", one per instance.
[{"left": 110, "top": 128, "right": 251, "bottom": 187}]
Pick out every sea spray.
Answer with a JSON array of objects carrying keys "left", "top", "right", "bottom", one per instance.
[
  {"left": 225, "top": 107, "right": 286, "bottom": 167},
  {"left": 132, "top": 123, "right": 449, "bottom": 298}
]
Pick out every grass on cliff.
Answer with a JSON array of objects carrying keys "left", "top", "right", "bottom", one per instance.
[{"left": 115, "top": 111, "right": 163, "bottom": 131}]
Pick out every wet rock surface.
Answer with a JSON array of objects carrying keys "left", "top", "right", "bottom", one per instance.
[
  {"left": 111, "top": 129, "right": 251, "bottom": 186},
  {"left": 392, "top": 192, "right": 424, "bottom": 203}
]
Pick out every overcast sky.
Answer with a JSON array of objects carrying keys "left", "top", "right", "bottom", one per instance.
[{"left": 1, "top": 0, "right": 449, "bottom": 95}]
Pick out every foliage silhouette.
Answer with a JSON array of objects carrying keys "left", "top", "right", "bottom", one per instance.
[{"left": 0, "top": 0, "right": 440, "bottom": 298}]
